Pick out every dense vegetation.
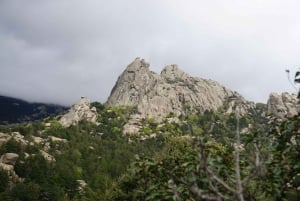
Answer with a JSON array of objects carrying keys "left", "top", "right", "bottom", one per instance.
[{"left": 0, "top": 99, "right": 299, "bottom": 200}]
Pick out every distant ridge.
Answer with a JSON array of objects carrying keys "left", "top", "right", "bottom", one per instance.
[{"left": 0, "top": 95, "right": 68, "bottom": 125}]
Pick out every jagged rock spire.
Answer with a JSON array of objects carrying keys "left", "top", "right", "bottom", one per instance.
[
  {"left": 107, "top": 58, "right": 242, "bottom": 121},
  {"left": 107, "top": 57, "right": 156, "bottom": 107}
]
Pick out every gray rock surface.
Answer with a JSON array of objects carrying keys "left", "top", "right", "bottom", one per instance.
[
  {"left": 225, "top": 93, "right": 256, "bottom": 115},
  {"left": 48, "top": 136, "right": 68, "bottom": 143},
  {"left": 107, "top": 58, "right": 239, "bottom": 119},
  {"left": 40, "top": 150, "right": 56, "bottom": 162},
  {"left": 0, "top": 152, "right": 23, "bottom": 184},
  {"left": 107, "top": 58, "right": 254, "bottom": 134},
  {"left": 59, "top": 97, "right": 98, "bottom": 127},
  {"left": 122, "top": 114, "right": 144, "bottom": 135},
  {"left": 77, "top": 180, "right": 88, "bottom": 194},
  {"left": 0, "top": 132, "right": 28, "bottom": 148},
  {"left": 0, "top": 133, "right": 10, "bottom": 146},
  {"left": 0, "top": 153, "right": 19, "bottom": 165},
  {"left": 267, "top": 92, "right": 298, "bottom": 118}
]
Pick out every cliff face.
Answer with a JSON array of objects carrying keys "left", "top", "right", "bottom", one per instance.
[{"left": 107, "top": 58, "right": 250, "bottom": 120}]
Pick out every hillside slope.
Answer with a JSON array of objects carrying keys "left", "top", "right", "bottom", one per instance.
[{"left": 0, "top": 95, "right": 68, "bottom": 125}]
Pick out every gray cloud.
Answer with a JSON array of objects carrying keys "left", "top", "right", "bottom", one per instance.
[{"left": 0, "top": 0, "right": 299, "bottom": 105}]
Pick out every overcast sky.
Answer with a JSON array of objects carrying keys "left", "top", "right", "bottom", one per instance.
[{"left": 0, "top": 0, "right": 299, "bottom": 106}]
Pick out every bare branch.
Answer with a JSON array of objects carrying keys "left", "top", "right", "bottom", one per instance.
[
  {"left": 206, "top": 167, "right": 236, "bottom": 193},
  {"left": 196, "top": 137, "right": 235, "bottom": 193},
  {"left": 189, "top": 183, "right": 222, "bottom": 201},
  {"left": 254, "top": 144, "right": 260, "bottom": 172},
  {"left": 208, "top": 179, "right": 231, "bottom": 200}
]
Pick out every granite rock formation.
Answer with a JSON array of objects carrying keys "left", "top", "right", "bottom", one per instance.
[
  {"left": 0, "top": 153, "right": 22, "bottom": 184},
  {"left": 107, "top": 58, "right": 239, "bottom": 118},
  {"left": 0, "top": 153, "right": 19, "bottom": 166},
  {"left": 225, "top": 93, "right": 256, "bottom": 115},
  {"left": 59, "top": 97, "right": 98, "bottom": 127},
  {"left": 0, "top": 132, "right": 28, "bottom": 148},
  {"left": 267, "top": 92, "right": 298, "bottom": 118},
  {"left": 107, "top": 58, "right": 255, "bottom": 134}
]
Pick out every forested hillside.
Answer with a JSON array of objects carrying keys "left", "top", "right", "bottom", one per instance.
[
  {"left": 0, "top": 100, "right": 299, "bottom": 201},
  {"left": 0, "top": 95, "right": 67, "bottom": 125}
]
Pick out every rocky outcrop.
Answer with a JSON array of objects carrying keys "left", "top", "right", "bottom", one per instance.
[
  {"left": 40, "top": 150, "right": 56, "bottom": 162},
  {"left": 0, "top": 133, "right": 10, "bottom": 146},
  {"left": 32, "top": 136, "right": 67, "bottom": 144},
  {"left": 0, "top": 132, "right": 28, "bottom": 148},
  {"left": 122, "top": 114, "right": 144, "bottom": 135},
  {"left": 225, "top": 93, "right": 256, "bottom": 115},
  {"left": 48, "top": 136, "right": 68, "bottom": 143},
  {"left": 0, "top": 153, "right": 22, "bottom": 184},
  {"left": 0, "top": 153, "right": 19, "bottom": 165},
  {"left": 267, "top": 92, "right": 298, "bottom": 118},
  {"left": 77, "top": 180, "right": 88, "bottom": 194},
  {"left": 32, "top": 136, "right": 44, "bottom": 144},
  {"left": 107, "top": 58, "right": 240, "bottom": 118},
  {"left": 107, "top": 58, "right": 254, "bottom": 134},
  {"left": 59, "top": 97, "right": 98, "bottom": 127}
]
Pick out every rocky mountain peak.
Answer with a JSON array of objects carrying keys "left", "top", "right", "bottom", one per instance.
[
  {"left": 107, "top": 58, "right": 256, "bottom": 134},
  {"left": 125, "top": 57, "right": 150, "bottom": 73},
  {"left": 108, "top": 58, "right": 300, "bottom": 134},
  {"left": 161, "top": 64, "right": 190, "bottom": 83},
  {"left": 107, "top": 58, "right": 156, "bottom": 107}
]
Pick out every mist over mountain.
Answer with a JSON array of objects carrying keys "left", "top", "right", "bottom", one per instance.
[{"left": 0, "top": 95, "right": 68, "bottom": 125}]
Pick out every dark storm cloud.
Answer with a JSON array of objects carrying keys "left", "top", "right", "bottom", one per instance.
[{"left": 0, "top": 0, "right": 299, "bottom": 105}]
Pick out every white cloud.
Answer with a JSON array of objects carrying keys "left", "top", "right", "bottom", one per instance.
[{"left": 0, "top": 0, "right": 299, "bottom": 105}]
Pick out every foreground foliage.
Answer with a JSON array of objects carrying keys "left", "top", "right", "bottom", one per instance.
[
  {"left": 111, "top": 110, "right": 300, "bottom": 201},
  {"left": 0, "top": 101, "right": 299, "bottom": 200}
]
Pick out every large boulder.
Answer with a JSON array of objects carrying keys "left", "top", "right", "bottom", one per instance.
[
  {"left": 40, "top": 150, "right": 56, "bottom": 162},
  {"left": 48, "top": 136, "right": 68, "bottom": 143},
  {"left": 59, "top": 97, "right": 98, "bottom": 127},
  {"left": 11, "top": 132, "right": 28, "bottom": 148},
  {"left": 0, "top": 153, "right": 22, "bottom": 184},
  {"left": 0, "top": 153, "right": 19, "bottom": 165},
  {"left": 77, "top": 180, "right": 88, "bottom": 194}
]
